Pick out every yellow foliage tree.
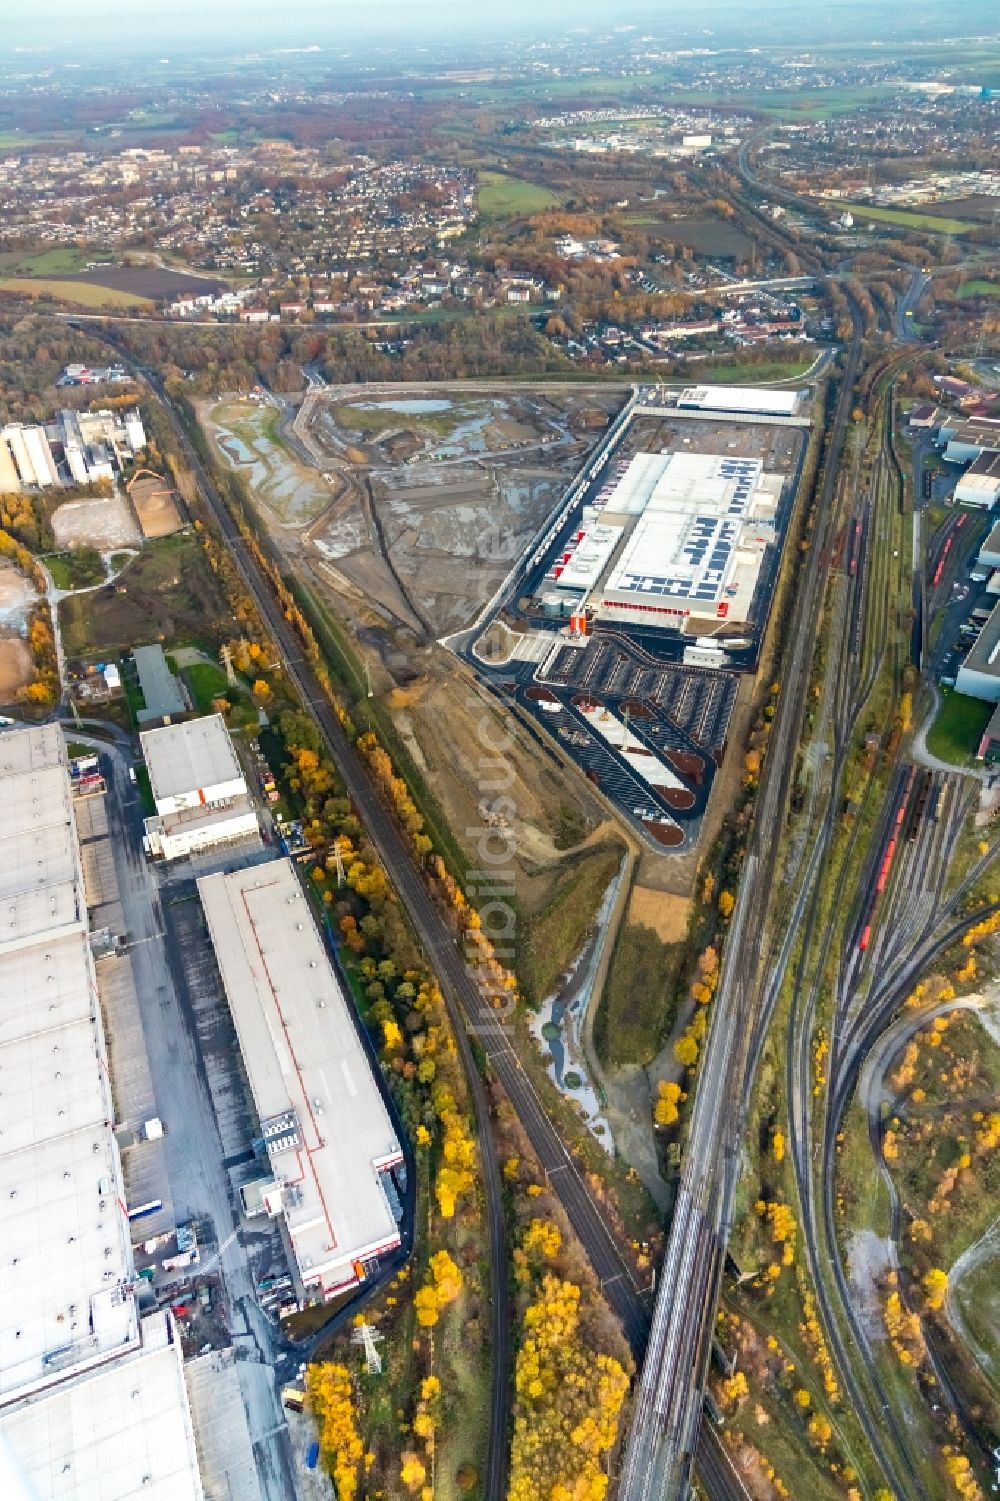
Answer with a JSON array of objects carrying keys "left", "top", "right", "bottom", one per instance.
[
  {"left": 654, "top": 1080, "right": 683, "bottom": 1127},
  {"left": 923, "top": 1267, "right": 948, "bottom": 1312},
  {"left": 508, "top": 1274, "right": 630, "bottom": 1501},
  {"left": 306, "top": 1363, "right": 364, "bottom": 1501}
]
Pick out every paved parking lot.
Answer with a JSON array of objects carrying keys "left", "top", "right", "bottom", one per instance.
[{"left": 524, "top": 633, "right": 738, "bottom": 848}]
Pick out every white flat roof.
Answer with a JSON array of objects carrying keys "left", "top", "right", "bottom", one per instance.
[
  {"left": 0, "top": 719, "right": 64, "bottom": 777},
  {"left": 140, "top": 714, "right": 243, "bottom": 805},
  {"left": 1, "top": 1314, "right": 204, "bottom": 1501},
  {"left": 0, "top": 726, "right": 137, "bottom": 1404},
  {"left": 601, "top": 451, "right": 773, "bottom": 614},
  {"left": 677, "top": 383, "right": 801, "bottom": 416},
  {"left": 0, "top": 931, "right": 95, "bottom": 1046},
  {"left": 198, "top": 859, "right": 401, "bottom": 1293}
]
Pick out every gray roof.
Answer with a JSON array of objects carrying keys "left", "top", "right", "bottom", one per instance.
[
  {"left": 133, "top": 644, "right": 187, "bottom": 723},
  {"left": 961, "top": 601, "right": 1000, "bottom": 678}
]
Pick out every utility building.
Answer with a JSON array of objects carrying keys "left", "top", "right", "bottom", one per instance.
[
  {"left": 140, "top": 713, "right": 258, "bottom": 861},
  {"left": 198, "top": 859, "right": 404, "bottom": 1302}
]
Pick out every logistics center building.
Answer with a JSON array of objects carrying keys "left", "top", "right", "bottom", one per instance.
[
  {"left": 0, "top": 722, "right": 204, "bottom": 1501},
  {"left": 198, "top": 859, "right": 404, "bottom": 1302},
  {"left": 550, "top": 449, "right": 784, "bottom": 629},
  {"left": 140, "top": 713, "right": 259, "bottom": 861}
]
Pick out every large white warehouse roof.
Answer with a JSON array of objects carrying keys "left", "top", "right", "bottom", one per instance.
[
  {"left": 140, "top": 713, "right": 245, "bottom": 813},
  {"left": 0, "top": 723, "right": 205, "bottom": 1501},
  {"left": 198, "top": 860, "right": 403, "bottom": 1299},
  {"left": 677, "top": 384, "right": 802, "bottom": 417},
  {"left": 1, "top": 1313, "right": 202, "bottom": 1501}
]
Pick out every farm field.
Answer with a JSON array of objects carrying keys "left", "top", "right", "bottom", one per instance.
[
  {"left": 836, "top": 202, "right": 976, "bottom": 235},
  {"left": 627, "top": 215, "right": 753, "bottom": 258},
  {"left": 0, "top": 247, "right": 114, "bottom": 276},
  {"left": 0, "top": 277, "right": 154, "bottom": 309},
  {"left": 0, "top": 250, "right": 225, "bottom": 301},
  {"left": 918, "top": 195, "right": 1000, "bottom": 224},
  {"left": 60, "top": 265, "right": 226, "bottom": 299},
  {"left": 478, "top": 170, "right": 559, "bottom": 218}
]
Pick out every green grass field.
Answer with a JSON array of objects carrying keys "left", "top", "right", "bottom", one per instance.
[
  {"left": 184, "top": 661, "right": 231, "bottom": 713},
  {"left": 926, "top": 690, "right": 993, "bottom": 765},
  {"left": 958, "top": 280, "right": 1000, "bottom": 298},
  {"left": 0, "top": 276, "right": 152, "bottom": 309},
  {"left": 0, "top": 247, "right": 112, "bottom": 277},
  {"left": 698, "top": 358, "right": 814, "bottom": 384},
  {"left": 478, "top": 170, "right": 559, "bottom": 219},
  {"left": 837, "top": 203, "right": 976, "bottom": 235},
  {"left": 45, "top": 550, "right": 105, "bottom": 591}
]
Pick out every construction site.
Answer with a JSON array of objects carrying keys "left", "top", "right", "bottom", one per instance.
[
  {"left": 461, "top": 385, "right": 811, "bottom": 852},
  {"left": 193, "top": 379, "right": 812, "bottom": 919}
]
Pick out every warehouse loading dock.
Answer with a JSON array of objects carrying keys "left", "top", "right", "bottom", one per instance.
[{"left": 197, "top": 859, "right": 404, "bottom": 1303}]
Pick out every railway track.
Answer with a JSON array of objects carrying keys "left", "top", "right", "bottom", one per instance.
[{"left": 617, "top": 301, "right": 866, "bottom": 1501}]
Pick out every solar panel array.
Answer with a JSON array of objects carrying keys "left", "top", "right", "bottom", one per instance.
[{"left": 603, "top": 453, "right": 765, "bottom": 608}]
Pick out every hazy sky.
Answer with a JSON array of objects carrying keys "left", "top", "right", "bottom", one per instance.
[{"left": 2, "top": 0, "right": 995, "bottom": 51}]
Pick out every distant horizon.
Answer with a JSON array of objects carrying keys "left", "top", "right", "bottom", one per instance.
[{"left": 3, "top": 0, "right": 999, "bottom": 57}]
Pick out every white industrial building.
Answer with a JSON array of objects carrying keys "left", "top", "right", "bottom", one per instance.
[
  {"left": 0, "top": 722, "right": 204, "bottom": 1501},
  {"left": 140, "top": 714, "right": 258, "bottom": 861},
  {"left": 1, "top": 423, "right": 59, "bottom": 489},
  {"left": 198, "top": 859, "right": 404, "bottom": 1302},
  {"left": 676, "top": 384, "right": 803, "bottom": 419},
  {"left": 956, "top": 604, "right": 1000, "bottom": 702},
  {"left": 558, "top": 450, "right": 783, "bottom": 629},
  {"left": 978, "top": 520, "right": 1000, "bottom": 572},
  {"left": 0, "top": 408, "right": 145, "bottom": 492},
  {"left": 954, "top": 452, "right": 1000, "bottom": 509}
]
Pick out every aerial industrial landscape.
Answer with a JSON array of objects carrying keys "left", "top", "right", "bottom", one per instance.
[{"left": 0, "top": 3, "right": 999, "bottom": 1500}]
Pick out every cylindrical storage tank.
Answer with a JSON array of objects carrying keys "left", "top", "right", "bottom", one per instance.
[{"left": 541, "top": 591, "right": 565, "bottom": 618}]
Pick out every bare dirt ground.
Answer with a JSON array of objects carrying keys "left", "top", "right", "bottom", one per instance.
[
  {"left": 128, "top": 471, "right": 185, "bottom": 539},
  {"left": 386, "top": 665, "right": 609, "bottom": 908},
  {"left": 627, "top": 886, "right": 692, "bottom": 942},
  {"left": 0, "top": 563, "right": 34, "bottom": 629},
  {"left": 51, "top": 493, "right": 141, "bottom": 549},
  {"left": 0, "top": 636, "right": 31, "bottom": 701},
  {"left": 301, "top": 387, "right": 622, "bottom": 637}
]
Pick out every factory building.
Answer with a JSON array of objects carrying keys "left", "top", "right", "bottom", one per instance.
[
  {"left": 978, "top": 520, "right": 1000, "bottom": 572},
  {"left": 954, "top": 452, "right": 1000, "bottom": 509},
  {"left": 198, "top": 859, "right": 405, "bottom": 1302},
  {"left": 956, "top": 603, "right": 1000, "bottom": 702},
  {"left": 549, "top": 449, "right": 783, "bottom": 631},
  {"left": 0, "top": 408, "right": 146, "bottom": 492},
  {"left": 939, "top": 414, "right": 1000, "bottom": 465},
  {"left": 140, "top": 714, "right": 259, "bottom": 861},
  {"left": 675, "top": 384, "right": 803, "bottom": 419},
  {"left": 0, "top": 722, "right": 204, "bottom": 1501}
]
